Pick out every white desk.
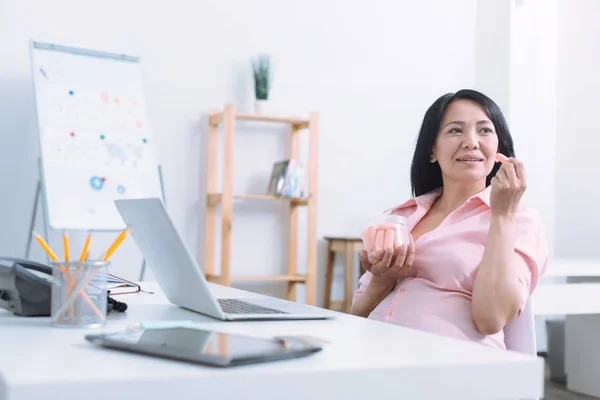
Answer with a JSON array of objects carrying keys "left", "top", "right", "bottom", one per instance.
[
  {"left": 534, "top": 259, "right": 600, "bottom": 398},
  {"left": 0, "top": 282, "right": 543, "bottom": 400},
  {"left": 543, "top": 258, "right": 600, "bottom": 279}
]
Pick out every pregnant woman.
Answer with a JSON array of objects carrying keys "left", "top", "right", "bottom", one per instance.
[{"left": 351, "top": 89, "right": 548, "bottom": 350}]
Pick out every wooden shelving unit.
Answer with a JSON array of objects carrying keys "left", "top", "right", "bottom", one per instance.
[{"left": 204, "top": 104, "right": 319, "bottom": 305}]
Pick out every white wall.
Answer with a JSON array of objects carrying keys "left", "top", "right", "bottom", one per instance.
[
  {"left": 475, "top": 0, "right": 558, "bottom": 252},
  {"left": 508, "top": 0, "right": 558, "bottom": 256},
  {"left": 555, "top": 0, "right": 600, "bottom": 258},
  {"left": 508, "top": 0, "right": 560, "bottom": 354},
  {"left": 475, "top": 0, "right": 511, "bottom": 112},
  {"left": 0, "top": 0, "right": 477, "bottom": 304}
]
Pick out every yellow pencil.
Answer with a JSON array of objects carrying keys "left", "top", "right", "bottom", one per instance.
[
  {"left": 102, "top": 228, "right": 129, "bottom": 261},
  {"left": 71, "top": 230, "right": 92, "bottom": 285},
  {"left": 71, "top": 231, "right": 92, "bottom": 284},
  {"left": 61, "top": 230, "right": 73, "bottom": 318},
  {"left": 32, "top": 231, "right": 59, "bottom": 262},
  {"left": 33, "top": 230, "right": 71, "bottom": 318},
  {"left": 79, "top": 231, "right": 92, "bottom": 262},
  {"left": 63, "top": 230, "right": 70, "bottom": 262}
]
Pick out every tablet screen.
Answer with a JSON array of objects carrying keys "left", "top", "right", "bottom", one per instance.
[{"left": 98, "top": 327, "right": 299, "bottom": 361}]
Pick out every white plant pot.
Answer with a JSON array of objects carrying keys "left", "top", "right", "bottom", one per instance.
[{"left": 254, "top": 99, "right": 269, "bottom": 115}]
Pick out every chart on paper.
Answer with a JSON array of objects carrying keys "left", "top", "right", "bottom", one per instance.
[{"left": 30, "top": 41, "right": 163, "bottom": 230}]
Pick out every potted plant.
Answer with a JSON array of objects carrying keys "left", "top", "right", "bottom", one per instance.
[{"left": 252, "top": 54, "right": 273, "bottom": 114}]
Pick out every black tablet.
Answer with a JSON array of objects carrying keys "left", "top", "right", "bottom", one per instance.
[{"left": 85, "top": 327, "right": 323, "bottom": 367}]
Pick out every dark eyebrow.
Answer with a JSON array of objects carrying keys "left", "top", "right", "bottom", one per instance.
[
  {"left": 443, "top": 120, "right": 493, "bottom": 128},
  {"left": 443, "top": 120, "right": 465, "bottom": 128}
]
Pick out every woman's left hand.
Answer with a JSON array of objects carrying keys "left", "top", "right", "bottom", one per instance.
[{"left": 490, "top": 157, "right": 527, "bottom": 217}]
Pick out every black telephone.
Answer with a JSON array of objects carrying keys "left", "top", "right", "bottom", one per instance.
[
  {"left": 0, "top": 257, "right": 53, "bottom": 316},
  {"left": 0, "top": 257, "right": 127, "bottom": 317}
]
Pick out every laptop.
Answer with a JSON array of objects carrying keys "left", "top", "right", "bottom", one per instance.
[{"left": 114, "top": 198, "right": 337, "bottom": 321}]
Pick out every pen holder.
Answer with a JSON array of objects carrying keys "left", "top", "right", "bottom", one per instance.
[{"left": 50, "top": 261, "right": 109, "bottom": 328}]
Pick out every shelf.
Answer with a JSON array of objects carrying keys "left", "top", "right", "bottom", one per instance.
[
  {"left": 209, "top": 111, "right": 309, "bottom": 129},
  {"left": 207, "top": 193, "right": 309, "bottom": 207},
  {"left": 206, "top": 274, "right": 307, "bottom": 283},
  {"left": 204, "top": 104, "right": 318, "bottom": 305}
]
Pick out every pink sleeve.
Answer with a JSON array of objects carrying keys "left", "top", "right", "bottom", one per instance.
[{"left": 514, "top": 208, "right": 549, "bottom": 296}]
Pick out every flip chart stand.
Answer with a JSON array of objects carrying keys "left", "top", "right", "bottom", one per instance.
[{"left": 24, "top": 178, "right": 49, "bottom": 261}]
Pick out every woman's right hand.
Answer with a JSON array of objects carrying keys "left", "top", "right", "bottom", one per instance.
[{"left": 359, "top": 233, "right": 417, "bottom": 286}]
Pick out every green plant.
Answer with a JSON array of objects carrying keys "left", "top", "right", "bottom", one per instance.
[{"left": 252, "top": 54, "right": 272, "bottom": 101}]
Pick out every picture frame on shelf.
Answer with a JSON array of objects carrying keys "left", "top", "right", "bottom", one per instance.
[{"left": 266, "top": 159, "right": 307, "bottom": 198}]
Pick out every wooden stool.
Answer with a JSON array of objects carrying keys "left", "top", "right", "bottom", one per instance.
[{"left": 323, "top": 237, "right": 365, "bottom": 313}]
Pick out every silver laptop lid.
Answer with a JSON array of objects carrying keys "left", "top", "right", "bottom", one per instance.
[{"left": 114, "top": 198, "right": 225, "bottom": 319}]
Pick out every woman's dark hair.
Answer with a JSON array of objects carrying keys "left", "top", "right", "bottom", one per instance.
[{"left": 410, "top": 89, "right": 515, "bottom": 197}]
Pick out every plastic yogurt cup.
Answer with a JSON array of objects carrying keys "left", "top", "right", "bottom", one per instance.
[{"left": 361, "top": 214, "right": 409, "bottom": 252}]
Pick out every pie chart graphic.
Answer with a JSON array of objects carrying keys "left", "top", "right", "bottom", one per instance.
[{"left": 90, "top": 176, "right": 105, "bottom": 191}]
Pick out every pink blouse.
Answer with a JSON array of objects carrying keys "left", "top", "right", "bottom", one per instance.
[{"left": 353, "top": 186, "right": 549, "bottom": 349}]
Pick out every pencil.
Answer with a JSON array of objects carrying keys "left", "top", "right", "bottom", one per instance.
[
  {"left": 63, "top": 230, "right": 70, "bottom": 262},
  {"left": 102, "top": 228, "right": 129, "bottom": 261},
  {"left": 79, "top": 231, "right": 92, "bottom": 262},
  {"left": 62, "top": 230, "right": 73, "bottom": 318},
  {"left": 71, "top": 231, "right": 93, "bottom": 290},
  {"left": 32, "top": 231, "right": 59, "bottom": 261},
  {"left": 33, "top": 231, "right": 71, "bottom": 319}
]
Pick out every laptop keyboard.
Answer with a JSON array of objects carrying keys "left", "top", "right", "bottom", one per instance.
[{"left": 218, "top": 298, "right": 288, "bottom": 315}]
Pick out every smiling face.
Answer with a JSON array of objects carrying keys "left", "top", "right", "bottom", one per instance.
[{"left": 430, "top": 99, "right": 499, "bottom": 188}]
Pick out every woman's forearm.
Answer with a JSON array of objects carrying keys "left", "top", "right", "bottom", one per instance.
[
  {"left": 471, "top": 215, "right": 525, "bottom": 335},
  {"left": 351, "top": 279, "right": 395, "bottom": 318}
]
